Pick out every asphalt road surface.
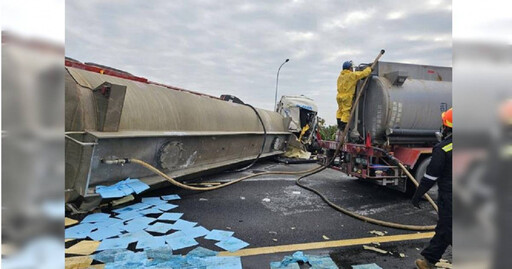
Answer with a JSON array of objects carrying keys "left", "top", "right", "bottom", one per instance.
[{"left": 142, "top": 160, "right": 451, "bottom": 268}]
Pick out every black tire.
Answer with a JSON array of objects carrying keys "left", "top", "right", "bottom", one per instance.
[{"left": 405, "top": 156, "right": 431, "bottom": 197}]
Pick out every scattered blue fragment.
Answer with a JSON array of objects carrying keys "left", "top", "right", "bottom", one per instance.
[
  {"left": 215, "top": 236, "right": 249, "bottom": 252},
  {"left": 145, "top": 255, "right": 187, "bottom": 268},
  {"left": 145, "top": 222, "right": 174, "bottom": 234},
  {"left": 271, "top": 252, "right": 338, "bottom": 269},
  {"left": 105, "top": 259, "right": 146, "bottom": 269},
  {"left": 157, "top": 212, "right": 183, "bottom": 221},
  {"left": 96, "top": 237, "right": 132, "bottom": 251},
  {"left": 171, "top": 219, "right": 197, "bottom": 230},
  {"left": 93, "top": 249, "right": 133, "bottom": 263},
  {"left": 116, "top": 183, "right": 135, "bottom": 196},
  {"left": 121, "top": 217, "right": 156, "bottom": 233},
  {"left": 156, "top": 203, "right": 178, "bottom": 211},
  {"left": 135, "top": 236, "right": 167, "bottom": 250},
  {"left": 166, "top": 231, "right": 186, "bottom": 239},
  {"left": 146, "top": 246, "right": 173, "bottom": 261},
  {"left": 199, "top": 256, "right": 243, "bottom": 269},
  {"left": 351, "top": 263, "right": 383, "bottom": 269},
  {"left": 93, "top": 217, "right": 124, "bottom": 228},
  {"left": 124, "top": 178, "right": 150, "bottom": 194},
  {"left": 116, "top": 211, "right": 143, "bottom": 221},
  {"left": 161, "top": 194, "right": 181, "bottom": 201},
  {"left": 88, "top": 227, "right": 123, "bottom": 241},
  {"left": 165, "top": 234, "right": 199, "bottom": 250},
  {"left": 81, "top": 213, "right": 111, "bottom": 223},
  {"left": 96, "top": 184, "right": 126, "bottom": 198},
  {"left": 182, "top": 226, "right": 209, "bottom": 238},
  {"left": 292, "top": 251, "right": 309, "bottom": 263},
  {"left": 65, "top": 223, "right": 96, "bottom": 239},
  {"left": 114, "top": 250, "right": 147, "bottom": 263},
  {"left": 113, "top": 202, "right": 152, "bottom": 214},
  {"left": 119, "top": 230, "right": 153, "bottom": 243},
  {"left": 205, "top": 229, "right": 234, "bottom": 241},
  {"left": 270, "top": 261, "right": 300, "bottom": 269},
  {"left": 308, "top": 255, "right": 339, "bottom": 269},
  {"left": 96, "top": 178, "right": 150, "bottom": 199},
  {"left": 138, "top": 207, "right": 162, "bottom": 215},
  {"left": 141, "top": 197, "right": 167, "bottom": 205},
  {"left": 187, "top": 246, "right": 217, "bottom": 257}
]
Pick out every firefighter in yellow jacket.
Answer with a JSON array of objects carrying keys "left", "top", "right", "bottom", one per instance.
[{"left": 336, "top": 61, "right": 372, "bottom": 132}]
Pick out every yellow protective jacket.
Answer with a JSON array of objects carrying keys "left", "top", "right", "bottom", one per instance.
[{"left": 336, "top": 67, "right": 372, "bottom": 122}]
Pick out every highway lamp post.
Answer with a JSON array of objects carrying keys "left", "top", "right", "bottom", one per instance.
[{"left": 274, "top": 58, "right": 290, "bottom": 111}]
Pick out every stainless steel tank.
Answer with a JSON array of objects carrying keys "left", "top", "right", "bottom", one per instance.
[
  {"left": 65, "top": 61, "right": 290, "bottom": 202},
  {"left": 354, "top": 61, "right": 452, "bottom": 144}
]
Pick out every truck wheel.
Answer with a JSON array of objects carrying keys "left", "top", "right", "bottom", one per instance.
[{"left": 405, "top": 156, "right": 431, "bottom": 197}]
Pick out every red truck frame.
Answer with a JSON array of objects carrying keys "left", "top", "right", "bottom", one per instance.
[{"left": 317, "top": 133, "right": 432, "bottom": 194}]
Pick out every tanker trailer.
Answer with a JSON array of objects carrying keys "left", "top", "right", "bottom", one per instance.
[
  {"left": 65, "top": 59, "right": 291, "bottom": 206},
  {"left": 319, "top": 61, "right": 452, "bottom": 195}
]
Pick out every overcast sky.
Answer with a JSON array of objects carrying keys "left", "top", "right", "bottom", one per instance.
[{"left": 65, "top": 0, "right": 452, "bottom": 125}]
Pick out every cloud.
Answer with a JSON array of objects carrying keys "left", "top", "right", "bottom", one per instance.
[{"left": 66, "top": 0, "right": 452, "bottom": 125}]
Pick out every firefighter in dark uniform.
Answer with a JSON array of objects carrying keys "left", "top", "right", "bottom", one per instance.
[{"left": 412, "top": 108, "right": 453, "bottom": 269}]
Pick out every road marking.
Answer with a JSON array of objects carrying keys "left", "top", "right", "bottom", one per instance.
[{"left": 218, "top": 232, "right": 434, "bottom": 257}]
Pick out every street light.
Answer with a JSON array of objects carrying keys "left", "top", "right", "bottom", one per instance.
[{"left": 274, "top": 58, "right": 290, "bottom": 111}]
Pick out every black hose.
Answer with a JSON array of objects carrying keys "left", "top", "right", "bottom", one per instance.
[{"left": 229, "top": 103, "right": 267, "bottom": 172}]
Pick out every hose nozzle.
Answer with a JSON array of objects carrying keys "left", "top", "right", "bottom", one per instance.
[{"left": 102, "top": 158, "right": 130, "bottom": 165}]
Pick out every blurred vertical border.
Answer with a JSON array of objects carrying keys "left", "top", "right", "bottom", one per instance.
[
  {"left": 1, "top": 0, "right": 65, "bottom": 268},
  {"left": 453, "top": 0, "right": 512, "bottom": 268}
]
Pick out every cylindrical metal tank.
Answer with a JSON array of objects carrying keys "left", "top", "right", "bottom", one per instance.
[
  {"left": 65, "top": 61, "right": 290, "bottom": 202},
  {"left": 355, "top": 62, "right": 452, "bottom": 144}
]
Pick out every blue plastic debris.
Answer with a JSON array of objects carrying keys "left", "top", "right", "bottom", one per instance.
[
  {"left": 165, "top": 233, "right": 199, "bottom": 250},
  {"left": 141, "top": 197, "right": 167, "bottom": 205},
  {"left": 156, "top": 203, "right": 178, "bottom": 211},
  {"left": 182, "top": 226, "right": 209, "bottom": 238},
  {"left": 88, "top": 227, "right": 123, "bottom": 241},
  {"left": 205, "top": 229, "right": 234, "bottom": 241},
  {"left": 157, "top": 212, "right": 183, "bottom": 221},
  {"left": 308, "top": 255, "right": 338, "bottom": 269},
  {"left": 187, "top": 246, "right": 217, "bottom": 257},
  {"left": 292, "top": 251, "right": 309, "bottom": 263},
  {"left": 119, "top": 230, "right": 153, "bottom": 243},
  {"left": 124, "top": 178, "right": 150, "bottom": 194},
  {"left": 96, "top": 237, "right": 132, "bottom": 251},
  {"left": 93, "top": 217, "right": 124, "bottom": 228},
  {"left": 65, "top": 223, "right": 96, "bottom": 239},
  {"left": 96, "top": 178, "right": 150, "bottom": 199},
  {"left": 138, "top": 207, "right": 162, "bottom": 215},
  {"left": 96, "top": 185, "right": 126, "bottom": 198},
  {"left": 199, "top": 256, "right": 243, "bottom": 269},
  {"left": 270, "top": 261, "right": 300, "bottom": 269},
  {"left": 215, "top": 236, "right": 249, "bottom": 252},
  {"left": 146, "top": 246, "right": 173, "bottom": 261},
  {"left": 113, "top": 202, "right": 152, "bottom": 214},
  {"left": 135, "top": 236, "right": 167, "bottom": 250},
  {"left": 81, "top": 213, "right": 111, "bottom": 223},
  {"left": 114, "top": 250, "right": 147, "bottom": 263},
  {"left": 270, "top": 252, "right": 338, "bottom": 269},
  {"left": 93, "top": 249, "right": 133, "bottom": 263},
  {"left": 171, "top": 219, "right": 197, "bottom": 230},
  {"left": 145, "top": 255, "right": 187, "bottom": 268},
  {"left": 161, "top": 194, "right": 181, "bottom": 201},
  {"left": 351, "top": 263, "right": 383, "bottom": 269},
  {"left": 121, "top": 217, "right": 157, "bottom": 233},
  {"left": 116, "top": 211, "right": 143, "bottom": 221},
  {"left": 145, "top": 222, "right": 174, "bottom": 234}
]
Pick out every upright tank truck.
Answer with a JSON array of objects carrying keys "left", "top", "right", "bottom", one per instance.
[{"left": 318, "top": 61, "right": 452, "bottom": 195}]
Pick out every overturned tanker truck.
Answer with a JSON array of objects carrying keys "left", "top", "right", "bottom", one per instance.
[
  {"left": 319, "top": 61, "right": 452, "bottom": 195},
  {"left": 65, "top": 59, "right": 291, "bottom": 206}
]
